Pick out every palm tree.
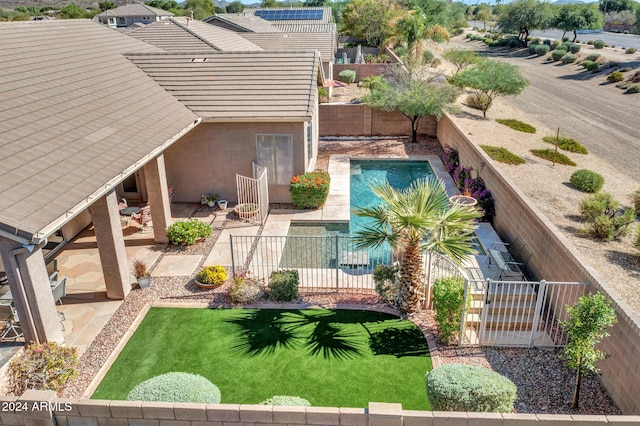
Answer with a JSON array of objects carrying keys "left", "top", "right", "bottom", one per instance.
[{"left": 353, "top": 178, "right": 479, "bottom": 312}]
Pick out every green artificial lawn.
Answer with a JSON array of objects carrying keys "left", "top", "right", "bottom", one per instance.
[
  {"left": 92, "top": 308, "right": 432, "bottom": 410},
  {"left": 496, "top": 118, "right": 537, "bottom": 133},
  {"left": 542, "top": 136, "right": 588, "bottom": 154},
  {"left": 480, "top": 145, "right": 526, "bottom": 165},
  {"left": 530, "top": 149, "right": 577, "bottom": 166}
]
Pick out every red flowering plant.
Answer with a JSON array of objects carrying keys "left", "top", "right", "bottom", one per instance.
[{"left": 289, "top": 171, "right": 330, "bottom": 209}]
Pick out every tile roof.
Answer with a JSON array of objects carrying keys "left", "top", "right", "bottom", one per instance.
[
  {"left": 241, "top": 32, "right": 335, "bottom": 62},
  {"left": 96, "top": 4, "right": 173, "bottom": 17},
  {"left": 127, "top": 18, "right": 262, "bottom": 52},
  {"left": 203, "top": 13, "right": 282, "bottom": 33},
  {"left": 127, "top": 51, "right": 320, "bottom": 121},
  {"left": 272, "top": 23, "right": 336, "bottom": 33},
  {"left": 0, "top": 20, "right": 198, "bottom": 242},
  {"left": 243, "top": 6, "right": 333, "bottom": 24}
]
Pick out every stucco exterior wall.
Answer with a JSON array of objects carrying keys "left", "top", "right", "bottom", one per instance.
[
  {"left": 164, "top": 122, "right": 308, "bottom": 204},
  {"left": 437, "top": 113, "right": 640, "bottom": 414}
]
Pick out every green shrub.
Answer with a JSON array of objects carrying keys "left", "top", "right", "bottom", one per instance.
[
  {"left": 496, "top": 118, "right": 536, "bottom": 133},
  {"left": 289, "top": 171, "right": 330, "bottom": 209},
  {"left": 550, "top": 40, "right": 563, "bottom": 49},
  {"left": 565, "top": 42, "right": 581, "bottom": 53},
  {"left": 607, "top": 71, "right": 624, "bottom": 83},
  {"left": 466, "top": 33, "right": 473, "bottom": 39},
  {"left": 570, "top": 169, "right": 604, "bottom": 193},
  {"left": 127, "top": 372, "right": 221, "bottom": 403},
  {"left": 338, "top": 69, "right": 356, "bottom": 84},
  {"left": 373, "top": 264, "right": 398, "bottom": 305},
  {"left": 228, "top": 271, "right": 265, "bottom": 303},
  {"left": 533, "top": 44, "right": 550, "bottom": 56},
  {"left": 543, "top": 39, "right": 551, "bottom": 45},
  {"left": 626, "top": 48, "right": 637, "bottom": 54},
  {"left": 8, "top": 342, "right": 78, "bottom": 396},
  {"left": 422, "top": 50, "right": 434, "bottom": 64},
  {"left": 426, "top": 364, "right": 517, "bottom": 412},
  {"left": 634, "top": 225, "right": 640, "bottom": 254},
  {"left": 166, "top": 219, "right": 212, "bottom": 246},
  {"left": 631, "top": 188, "right": 640, "bottom": 215},
  {"left": 586, "top": 53, "right": 601, "bottom": 61},
  {"left": 480, "top": 145, "right": 525, "bottom": 165},
  {"left": 579, "top": 192, "right": 636, "bottom": 241},
  {"left": 593, "top": 39, "right": 605, "bottom": 49},
  {"left": 261, "top": 396, "right": 311, "bottom": 406},
  {"left": 317, "top": 87, "right": 328, "bottom": 98},
  {"left": 197, "top": 266, "right": 227, "bottom": 286},
  {"left": 530, "top": 149, "right": 576, "bottom": 166},
  {"left": 268, "top": 269, "right": 299, "bottom": 302},
  {"left": 625, "top": 84, "right": 640, "bottom": 94},
  {"left": 561, "top": 53, "right": 578, "bottom": 64},
  {"left": 587, "top": 40, "right": 594, "bottom": 45},
  {"left": 551, "top": 49, "right": 567, "bottom": 61},
  {"left": 541, "top": 136, "right": 588, "bottom": 154},
  {"left": 433, "top": 277, "right": 466, "bottom": 345},
  {"left": 581, "top": 60, "right": 598, "bottom": 71},
  {"left": 465, "top": 93, "right": 490, "bottom": 111},
  {"left": 508, "top": 38, "right": 520, "bottom": 48}
]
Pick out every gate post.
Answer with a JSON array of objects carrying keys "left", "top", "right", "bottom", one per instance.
[
  {"left": 459, "top": 279, "right": 471, "bottom": 346},
  {"left": 478, "top": 279, "right": 492, "bottom": 345},
  {"left": 529, "top": 280, "right": 547, "bottom": 348}
]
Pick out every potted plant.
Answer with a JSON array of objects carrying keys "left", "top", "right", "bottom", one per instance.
[
  {"left": 195, "top": 265, "right": 227, "bottom": 289},
  {"left": 201, "top": 193, "right": 220, "bottom": 207},
  {"left": 234, "top": 202, "right": 260, "bottom": 219},
  {"left": 217, "top": 199, "right": 228, "bottom": 210},
  {"left": 132, "top": 258, "right": 151, "bottom": 288}
]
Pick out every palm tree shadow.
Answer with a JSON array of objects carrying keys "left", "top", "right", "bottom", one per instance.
[
  {"left": 226, "top": 309, "right": 299, "bottom": 356},
  {"left": 368, "top": 327, "right": 429, "bottom": 357}
]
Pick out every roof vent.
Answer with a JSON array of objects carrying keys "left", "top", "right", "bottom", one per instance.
[{"left": 190, "top": 58, "right": 207, "bottom": 63}]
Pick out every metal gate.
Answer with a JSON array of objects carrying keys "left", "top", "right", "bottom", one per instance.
[
  {"left": 460, "top": 279, "right": 588, "bottom": 348},
  {"left": 235, "top": 162, "right": 269, "bottom": 225}
]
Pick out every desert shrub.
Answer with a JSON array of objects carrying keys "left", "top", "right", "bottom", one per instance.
[
  {"left": 465, "top": 93, "right": 491, "bottom": 111},
  {"left": 635, "top": 225, "right": 640, "bottom": 254},
  {"left": 127, "top": 372, "right": 220, "bottom": 404},
  {"left": 317, "top": 87, "right": 328, "bottom": 99},
  {"left": 268, "top": 269, "right": 299, "bottom": 302},
  {"left": 579, "top": 192, "right": 636, "bottom": 241},
  {"left": 465, "top": 33, "right": 473, "bottom": 39},
  {"left": 541, "top": 136, "right": 588, "bottom": 154},
  {"left": 533, "top": 44, "right": 550, "bottom": 56},
  {"left": 626, "top": 48, "right": 637, "bottom": 54},
  {"left": 496, "top": 118, "right": 536, "bottom": 133},
  {"left": 619, "top": 66, "right": 632, "bottom": 72},
  {"left": 607, "top": 71, "right": 625, "bottom": 83},
  {"left": 631, "top": 189, "right": 640, "bottom": 215},
  {"left": 616, "top": 81, "right": 632, "bottom": 89},
  {"left": 422, "top": 50, "right": 435, "bottom": 64},
  {"left": 261, "top": 396, "right": 311, "bottom": 406},
  {"left": 373, "top": 264, "right": 398, "bottom": 305},
  {"left": 561, "top": 54, "right": 578, "bottom": 64},
  {"left": 426, "top": 364, "right": 517, "bottom": 412},
  {"left": 8, "top": 342, "right": 78, "bottom": 396},
  {"left": 593, "top": 39, "right": 605, "bottom": 49},
  {"left": 566, "top": 43, "right": 581, "bottom": 53},
  {"left": 338, "top": 69, "right": 356, "bottom": 83},
  {"left": 289, "top": 171, "right": 330, "bottom": 209},
  {"left": 431, "top": 58, "right": 443, "bottom": 67},
  {"left": 528, "top": 44, "right": 538, "bottom": 55},
  {"left": 480, "top": 145, "right": 525, "bottom": 165},
  {"left": 625, "top": 84, "right": 640, "bottom": 94},
  {"left": 550, "top": 49, "right": 567, "bottom": 61},
  {"left": 570, "top": 169, "right": 604, "bottom": 193},
  {"left": 433, "top": 277, "right": 466, "bottom": 345},
  {"left": 582, "top": 60, "right": 599, "bottom": 71},
  {"left": 586, "top": 53, "right": 601, "bottom": 61},
  {"left": 530, "top": 149, "right": 576, "bottom": 166},
  {"left": 531, "top": 37, "right": 541, "bottom": 44},
  {"left": 508, "top": 38, "right": 520, "bottom": 48},
  {"left": 630, "top": 71, "right": 640, "bottom": 83},
  {"left": 166, "top": 219, "right": 212, "bottom": 246},
  {"left": 550, "top": 40, "right": 563, "bottom": 49},
  {"left": 440, "top": 145, "right": 459, "bottom": 174},
  {"left": 197, "top": 266, "right": 227, "bottom": 286},
  {"left": 587, "top": 40, "right": 594, "bottom": 45},
  {"left": 228, "top": 271, "right": 265, "bottom": 303}
]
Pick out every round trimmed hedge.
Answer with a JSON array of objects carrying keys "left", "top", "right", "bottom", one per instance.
[
  {"left": 570, "top": 169, "right": 604, "bottom": 193},
  {"left": 426, "top": 364, "right": 516, "bottom": 412},
  {"left": 127, "top": 372, "right": 221, "bottom": 403},
  {"left": 261, "top": 396, "right": 311, "bottom": 406}
]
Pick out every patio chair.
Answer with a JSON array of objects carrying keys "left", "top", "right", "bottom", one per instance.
[
  {"left": 1, "top": 305, "right": 22, "bottom": 341},
  {"left": 131, "top": 205, "right": 152, "bottom": 232}
]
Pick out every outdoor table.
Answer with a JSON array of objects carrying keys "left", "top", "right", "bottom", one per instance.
[{"left": 120, "top": 206, "right": 142, "bottom": 216}]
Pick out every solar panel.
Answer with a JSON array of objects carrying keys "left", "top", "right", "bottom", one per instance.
[{"left": 255, "top": 9, "right": 323, "bottom": 21}]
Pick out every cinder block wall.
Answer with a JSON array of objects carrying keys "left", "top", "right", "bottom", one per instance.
[
  {"left": 5, "top": 391, "right": 639, "bottom": 426},
  {"left": 437, "top": 114, "right": 640, "bottom": 414},
  {"left": 319, "top": 104, "right": 436, "bottom": 138}
]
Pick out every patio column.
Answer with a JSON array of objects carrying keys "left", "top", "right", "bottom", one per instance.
[
  {"left": 0, "top": 237, "right": 65, "bottom": 344},
  {"left": 143, "top": 154, "right": 172, "bottom": 244},
  {"left": 90, "top": 191, "right": 131, "bottom": 299}
]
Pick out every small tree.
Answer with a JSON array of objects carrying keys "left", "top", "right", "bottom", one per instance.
[
  {"left": 497, "top": 0, "right": 554, "bottom": 46},
  {"left": 442, "top": 49, "right": 479, "bottom": 78},
  {"left": 560, "top": 292, "right": 617, "bottom": 409},
  {"left": 454, "top": 59, "right": 529, "bottom": 118},
  {"left": 363, "top": 67, "right": 459, "bottom": 142}
]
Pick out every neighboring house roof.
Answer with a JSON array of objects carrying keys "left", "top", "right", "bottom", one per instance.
[
  {"left": 243, "top": 7, "right": 332, "bottom": 24},
  {"left": 127, "top": 18, "right": 262, "bottom": 52},
  {"left": 127, "top": 51, "right": 321, "bottom": 121},
  {"left": 272, "top": 23, "right": 336, "bottom": 33},
  {"left": 0, "top": 20, "right": 198, "bottom": 242},
  {"left": 241, "top": 32, "right": 335, "bottom": 62},
  {"left": 96, "top": 3, "right": 173, "bottom": 18},
  {"left": 203, "top": 13, "right": 282, "bottom": 33}
]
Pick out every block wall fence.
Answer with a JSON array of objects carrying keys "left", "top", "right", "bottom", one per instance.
[
  {"left": 3, "top": 391, "right": 640, "bottom": 426},
  {"left": 318, "top": 104, "right": 436, "bottom": 139},
  {"left": 437, "top": 114, "right": 640, "bottom": 414}
]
